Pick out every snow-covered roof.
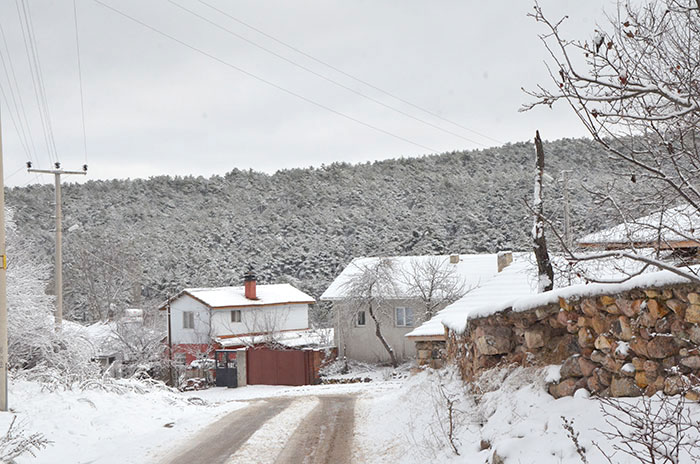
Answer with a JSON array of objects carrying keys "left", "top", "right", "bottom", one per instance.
[
  {"left": 440, "top": 264, "right": 699, "bottom": 336},
  {"left": 177, "top": 284, "right": 315, "bottom": 309},
  {"left": 579, "top": 204, "right": 700, "bottom": 247},
  {"left": 217, "top": 328, "right": 334, "bottom": 349},
  {"left": 320, "top": 253, "right": 500, "bottom": 301},
  {"left": 407, "top": 251, "right": 662, "bottom": 338},
  {"left": 407, "top": 253, "right": 538, "bottom": 339}
]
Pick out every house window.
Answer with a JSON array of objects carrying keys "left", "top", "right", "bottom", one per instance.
[
  {"left": 356, "top": 311, "right": 366, "bottom": 326},
  {"left": 231, "top": 310, "right": 241, "bottom": 323},
  {"left": 174, "top": 353, "right": 186, "bottom": 366},
  {"left": 183, "top": 311, "right": 195, "bottom": 329},
  {"left": 395, "top": 307, "right": 414, "bottom": 327}
]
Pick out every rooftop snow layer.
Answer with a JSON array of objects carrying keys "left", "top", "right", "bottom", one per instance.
[
  {"left": 441, "top": 265, "right": 698, "bottom": 335},
  {"left": 184, "top": 284, "right": 315, "bottom": 308},
  {"left": 407, "top": 253, "right": 537, "bottom": 338},
  {"left": 579, "top": 204, "right": 700, "bottom": 245},
  {"left": 407, "top": 251, "right": 663, "bottom": 337},
  {"left": 320, "top": 253, "right": 500, "bottom": 300}
]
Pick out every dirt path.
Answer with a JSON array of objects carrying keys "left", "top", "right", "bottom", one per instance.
[
  {"left": 160, "top": 394, "right": 356, "bottom": 464},
  {"left": 160, "top": 397, "right": 293, "bottom": 464},
  {"left": 275, "top": 395, "right": 356, "bottom": 464}
]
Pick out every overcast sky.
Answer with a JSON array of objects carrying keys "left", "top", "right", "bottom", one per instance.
[{"left": 0, "top": 0, "right": 617, "bottom": 187}]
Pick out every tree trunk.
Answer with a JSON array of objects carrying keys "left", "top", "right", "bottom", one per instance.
[
  {"left": 533, "top": 131, "right": 554, "bottom": 292},
  {"left": 368, "top": 301, "right": 398, "bottom": 368}
]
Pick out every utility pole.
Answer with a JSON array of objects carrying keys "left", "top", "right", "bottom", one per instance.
[
  {"left": 27, "top": 162, "right": 86, "bottom": 329},
  {"left": 0, "top": 111, "right": 8, "bottom": 411},
  {"left": 561, "top": 170, "right": 573, "bottom": 249}
]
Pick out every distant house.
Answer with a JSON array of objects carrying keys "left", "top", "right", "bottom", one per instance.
[
  {"left": 321, "top": 253, "right": 514, "bottom": 364},
  {"left": 406, "top": 250, "right": 663, "bottom": 368},
  {"left": 406, "top": 254, "right": 538, "bottom": 367},
  {"left": 160, "top": 272, "right": 316, "bottom": 365},
  {"left": 578, "top": 204, "right": 700, "bottom": 253}
]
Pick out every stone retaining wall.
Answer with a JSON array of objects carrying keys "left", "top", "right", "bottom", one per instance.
[
  {"left": 415, "top": 340, "right": 445, "bottom": 369},
  {"left": 446, "top": 284, "right": 700, "bottom": 398}
]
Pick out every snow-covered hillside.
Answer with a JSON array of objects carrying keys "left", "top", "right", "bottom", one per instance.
[{"left": 7, "top": 138, "right": 643, "bottom": 324}]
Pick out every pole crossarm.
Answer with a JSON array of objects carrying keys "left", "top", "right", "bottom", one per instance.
[{"left": 28, "top": 169, "right": 86, "bottom": 175}]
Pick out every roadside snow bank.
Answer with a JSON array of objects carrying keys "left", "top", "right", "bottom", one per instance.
[
  {"left": 355, "top": 366, "right": 700, "bottom": 463},
  {"left": 1, "top": 379, "right": 246, "bottom": 464}
]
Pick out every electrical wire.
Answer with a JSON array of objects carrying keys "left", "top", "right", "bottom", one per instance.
[
  {"left": 0, "top": 85, "right": 32, "bottom": 160},
  {"left": 21, "top": 0, "right": 59, "bottom": 162},
  {"left": 198, "top": 0, "right": 503, "bottom": 146},
  {"left": 73, "top": 0, "right": 88, "bottom": 164},
  {"left": 4, "top": 165, "right": 26, "bottom": 183},
  {"left": 92, "top": 0, "right": 440, "bottom": 154},
  {"left": 14, "top": 0, "right": 55, "bottom": 165},
  {"left": 168, "top": 0, "right": 489, "bottom": 148},
  {"left": 0, "top": 19, "right": 37, "bottom": 164}
]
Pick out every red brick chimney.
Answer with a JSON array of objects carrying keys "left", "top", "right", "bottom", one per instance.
[{"left": 244, "top": 271, "right": 257, "bottom": 300}]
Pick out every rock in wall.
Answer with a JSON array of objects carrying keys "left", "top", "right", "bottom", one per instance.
[{"left": 446, "top": 285, "right": 700, "bottom": 399}]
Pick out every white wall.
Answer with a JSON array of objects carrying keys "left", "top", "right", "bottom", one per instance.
[
  {"left": 210, "top": 303, "right": 309, "bottom": 337},
  {"left": 169, "top": 296, "right": 309, "bottom": 344},
  {"left": 334, "top": 298, "right": 430, "bottom": 363},
  {"left": 169, "top": 296, "right": 211, "bottom": 345}
]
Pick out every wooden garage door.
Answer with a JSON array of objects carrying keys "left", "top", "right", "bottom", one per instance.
[{"left": 246, "top": 346, "right": 311, "bottom": 386}]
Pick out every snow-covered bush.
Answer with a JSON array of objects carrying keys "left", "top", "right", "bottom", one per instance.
[
  {"left": 6, "top": 210, "right": 99, "bottom": 385},
  {"left": 0, "top": 417, "right": 49, "bottom": 462}
]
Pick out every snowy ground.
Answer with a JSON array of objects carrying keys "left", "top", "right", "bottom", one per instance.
[
  {"left": 0, "top": 379, "right": 249, "bottom": 464},
  {"left": 356, "top": 366, "right": 700, "bottom": 463},
  {"left": 2, "top": 365, "right": 699, "bottom": 463}
]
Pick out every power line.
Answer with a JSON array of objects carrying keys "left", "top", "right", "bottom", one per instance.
[
  {"left": 72, "top": 0, "right": 88, "bottom": 164},
  {"left": 0, "top": 19, "right": 37, "bottom": 163},
  {"left": 4, "top": 165, "right": 25, "bottom": 183},
  {"left": 91, "top": 0, "right": 439, "bottom": 154},
  {"left": 198, "top": 0, "right": 503, "bottom": 146},
  {"left": 14, "top": 0, "right": 55, "bottom": 165},
  {"left": 167, "top": 0, "right": 488, "bottom": 148},
  {"left": 21, "top": 0, "right": 59, "bottom": 162},
  {"left": 0, "top": 84, "right": 32, "bottom": 160}
]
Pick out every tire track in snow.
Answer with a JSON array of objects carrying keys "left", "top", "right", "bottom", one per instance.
[
  {"left": 225, "top": 397, "right": 319, "bottom": 464},
  {"left": 161, "top": 398, "right": 293, "bottom": 464},
  {"left": 275, "top": 395, "right": 356, "bottom": 464}
]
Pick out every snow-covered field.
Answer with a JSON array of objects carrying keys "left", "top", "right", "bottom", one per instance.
[
  {"left": 0, "top": 379, "right": 248, "bottom": 463},
  {"left": 356, "top": 366, "right": 700, "bottom": 463},
  {"left": 2, "top": 365, "right": 699, "bottom": 463}
]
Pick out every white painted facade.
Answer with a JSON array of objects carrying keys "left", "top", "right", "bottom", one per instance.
[{"left": 169, "top": 294, "right": 310, "bottom": 345}]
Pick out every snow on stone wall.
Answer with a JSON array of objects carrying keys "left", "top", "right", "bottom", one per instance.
[{"left": 446, "top": 283, "right": 700, "bottom": 399}]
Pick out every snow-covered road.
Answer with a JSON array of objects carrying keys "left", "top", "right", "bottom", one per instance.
[{"left": 160, "top": 394, "right": 356, "bottom": 464}]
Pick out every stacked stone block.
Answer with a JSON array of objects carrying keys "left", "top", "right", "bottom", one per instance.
[{"left": 445, "top": 284, "right": 700, "bottom": 399}]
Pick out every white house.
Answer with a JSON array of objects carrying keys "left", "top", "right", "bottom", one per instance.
[
  {"left": 578, "top": 204, "right": 700, "bottom": 251},
  {"left": 321, "top": 253, "right": 514, "bottom": 364},
  {"left": 161, "top": 272, "right": 316, "bottom": 365}
]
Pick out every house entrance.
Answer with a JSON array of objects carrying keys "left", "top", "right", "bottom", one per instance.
[{"left": 214, "top": 350, "right": 238, "bottom": 388}]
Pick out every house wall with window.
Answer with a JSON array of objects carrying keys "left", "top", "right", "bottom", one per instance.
[
  {"left": 170, "top": 296, "right": 309, "bottom": 343},
  {"left": 170, "top": 295, "right": 212, "bottom": 345},
  {"left": 209, "top": 304, "right": 309, "bottom": 337},
  {"left": 333, "top": 298, "right": 425, "bottom": 363}
]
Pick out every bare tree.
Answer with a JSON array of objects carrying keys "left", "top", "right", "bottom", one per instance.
[
  {"left": 110, "top": 312, "right": 166, "bottom": 377},
  {"left": 340, "top": 258, "right": 399, "bottom": 367},
  {"left": 65, "top": 232, "right": 143, "bottom": 323},
  {"left": 237, "top": 306, "right": 291, "bottom": 346},
  {"left": 523, "top": 0, "right": 700, "bottom": 284},
  {"left": 564, "top": 391, "right": 700, "bottom": 464},
  {"left": 533, "top": 130, "right": 555, "bottom": 292},
  {"left": 399, "top": 256, "right": 468, "bottom": 323}
]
